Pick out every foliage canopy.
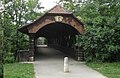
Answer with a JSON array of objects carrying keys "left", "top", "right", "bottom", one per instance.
[
  {"left": 0, "top": 0, "right": 120, "bottom": 63},
  {"left": 60, "top": 0, "right": 120, "bottom": 62},
  {"left": 0, "top": 0, "right": 43, "bottom": 63}
]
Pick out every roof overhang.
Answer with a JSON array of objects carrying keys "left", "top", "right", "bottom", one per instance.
[{"left": 18, "top": 5, "right": 84, "bottom": 35}]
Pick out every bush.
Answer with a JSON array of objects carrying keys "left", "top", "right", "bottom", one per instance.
[
  {"left": 78, "top": 26, "right": 120, "bottom": 62},
  {"left": 3, "top": 52, "right": 15, "bottom": 63}
]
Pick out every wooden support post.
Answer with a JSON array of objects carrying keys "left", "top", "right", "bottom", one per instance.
[
  {"left": 76, "top": 51, "right": 80, "bottom": 61},
  {"left": 76, "top": 47, "right": 83, "bottom": 61},
  {"left": 34, "top": 38, "right": 37, "bottom": 57},
  {"left": 29, "top": 34, "right": 35, "bottom": 61}
]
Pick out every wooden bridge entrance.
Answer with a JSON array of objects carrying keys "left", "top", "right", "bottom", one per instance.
[{"left": 18, "top": 5, "right": 84, "bottom": 61}]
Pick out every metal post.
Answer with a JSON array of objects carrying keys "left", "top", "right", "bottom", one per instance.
[{"left": 64, "top": 57, "right": 69, "bottom": 73}]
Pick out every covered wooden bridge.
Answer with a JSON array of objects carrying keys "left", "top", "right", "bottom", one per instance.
[{"left": 18, "top": 5, "right": 84, "bottom": 61}]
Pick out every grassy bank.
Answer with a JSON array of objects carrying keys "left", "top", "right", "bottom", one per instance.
[
  {"left": 4, "top": 63, "right": 35, "bottom": 78},
  {"left": 86, "top": 62, "right": 120, "bottom": 78}
]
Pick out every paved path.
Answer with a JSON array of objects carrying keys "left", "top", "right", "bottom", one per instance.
[{"left": 34, "top": 47, "right": 107, "bottom": 78}]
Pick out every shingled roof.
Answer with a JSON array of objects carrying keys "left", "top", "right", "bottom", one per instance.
[
  {"left": 47, "top": 5, "right": 72, "bottom": 14},
  {"left": 18, "top": 5, "right": 83, "bottom": 34}
]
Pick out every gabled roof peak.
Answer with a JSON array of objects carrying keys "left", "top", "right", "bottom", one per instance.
[{"left": 47, "top": 5, "right": 72, "bottom": 14}]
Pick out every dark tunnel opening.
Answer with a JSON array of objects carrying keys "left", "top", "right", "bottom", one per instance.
[{"left": 34, "top": 22, "right": 81, "bottom": 60}]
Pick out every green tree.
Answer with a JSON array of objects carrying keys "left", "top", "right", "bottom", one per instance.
[
  {"left": 60, "top": 0, "right": 120, "bottom": 62},
  {"left": 0, "top": 1, "right": 4, "bottom": 77},
  {"left": 2, "top": 0, "right": 43, "bottom": 63},
  {"left": 0, "top": 28, "right": 3, "bottom": 78}
]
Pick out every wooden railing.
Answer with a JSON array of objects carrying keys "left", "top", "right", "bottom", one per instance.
[{"left": 17, "top": 50, "right": 29, "bottom": 62}]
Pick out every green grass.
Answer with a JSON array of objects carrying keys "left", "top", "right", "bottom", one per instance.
[
  {"left": 86, "top": 62, "right": 120, "bottom": 78},
  {"left": 4, "top": 63, "right": 35, "bottom": 78}
]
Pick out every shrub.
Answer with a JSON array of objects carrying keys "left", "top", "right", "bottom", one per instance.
[
  {"left": 78, "top": 26, "right": 120, "bottom": 62},
  {"left": 3, "top": 52, "right": 15, "bottom": 63}
]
